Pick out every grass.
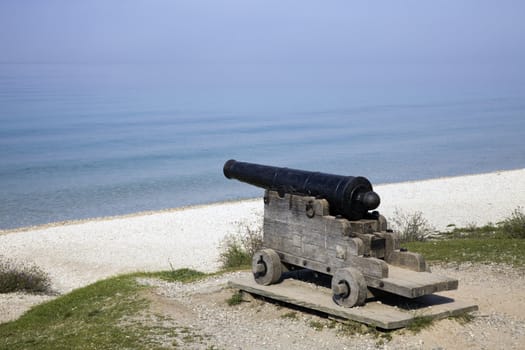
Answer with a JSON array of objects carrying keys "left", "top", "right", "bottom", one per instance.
[
  {"left": 449, "top": 312, "right": 475, "bottom": 325},
  {"left": 137, "top": 267, "right": 207, "bottom": 283},
  {"left": 308, "top": 320, "right": 325, "bottom": 331},
  {"left": 0, "top": 274, "right": 146, "bottom": 349},
  {"left": 226, "top": 291, "right": 244, "bottom": 306},
  {"left": 390, "top": 209, "right": 435, "bottom": 243},
  {"left": 280, "top": 311, "right": 298, "bottom": 320},
  {"left": 405, "top": 316, "right": 434, "bottom": 333},
  {"left": 397, "top": 207, "right": 525, "bottom": 266},
  {"left": 0, "top": 269, "right": 208, "bottom": 350},
  {"left": 405, "top": 237, "right": 525, "bottom": 266}
]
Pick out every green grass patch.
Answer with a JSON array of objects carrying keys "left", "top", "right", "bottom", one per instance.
[
  {"left": 226, "top": 291, "right": 244, "bottom": 306},
  {"left": 449, "top": 312, "right": 475, "bottom": 325},
  {"left": 137, "top": 267, "right": 207, "bottom": 283},
  {"left": 401, "top": 208, "right": 525, "bottom": 266},
  {"left": 406, "top": 316, "right": 434, "bottom": 333},
  {"left": 280, "top": 311, "right": 298, "bottom": 320},
  {"left": 0, "top": 269, "right": 209, "bottom": 350},
  {"left": 308, "top": 320, "right": 325, "bottom": 331},
  {"left": 405, "top": 237, "right": 525, "bottom": 266}
]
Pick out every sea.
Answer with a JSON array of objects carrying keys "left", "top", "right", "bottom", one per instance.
[{"left": 1, "top": 63, "right": 524, "bottom": 230}]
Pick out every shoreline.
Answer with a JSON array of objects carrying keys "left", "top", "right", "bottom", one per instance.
[
  {"left": 0, "top": 197, "right": 260, "bottom": 235},
  {"left": 2, "top": 167, "right": 524, "bottom": 234}
]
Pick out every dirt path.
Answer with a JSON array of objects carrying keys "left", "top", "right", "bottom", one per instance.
[
  {"left": 1, "top": 263, "right": 524, "bottom": 349},
  {"left": 137, "top": 263, "right": 525, "bottom": 350}
]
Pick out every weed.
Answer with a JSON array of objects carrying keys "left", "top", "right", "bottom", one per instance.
[
  {"left": 406, "top": 316, "right": 434, "bottom": 332},
  {"left": 280, "top": 311, "right": 298, "bottom": 320},
  {"left": 219, "top": 222, "right": 263, "bottom": 269},
  {"left": 219, "top": 241, "right": 251, "bottom": 269},
  {"left": 332, "top": 319, "right": 392, "bottom": 345},
  {"left": 239, "top": 224, "right": 264, "bottom": 258},
  {"left": 335, "top": 320, "right": 367, "bottom": 336},
  {"left": 308, "top": 320, "right": 325, "bottom": 331},
  {"left": 499, "top": 207, "right": 525, "bottom": 238},
  {"left": 390, "top": 209, "right": 435, "bottom": 243},
  {"left": 0, "top": 256, "right": 51, "bottom": 294},
  {"left": 449, "top": 312, "right": 475, "bottom": 325},
  {"left": 226, "top": 291, "right": 244, "bottom": 306}
]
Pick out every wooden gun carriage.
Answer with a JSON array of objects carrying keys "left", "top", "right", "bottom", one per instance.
[{"left": 224, "top": 160, "right": 458, "bottom": 308}]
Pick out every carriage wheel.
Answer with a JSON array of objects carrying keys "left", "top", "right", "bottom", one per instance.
[
  {"left": 331, "top": 267, "right": 367, "bottom": 307},
  {"left": 252, "top": 249, "right": 282, "bottom": 285}
]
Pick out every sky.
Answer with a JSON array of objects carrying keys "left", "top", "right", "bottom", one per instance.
[{"left": 1, "top": 0, "right": 524, "bottom": 66}]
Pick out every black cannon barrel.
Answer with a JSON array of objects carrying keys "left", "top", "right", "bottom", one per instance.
[{"left": 223, "top": 159, "right": 380, "bottom": 220}]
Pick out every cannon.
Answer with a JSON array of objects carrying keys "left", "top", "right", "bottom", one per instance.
[
  {"left": 223, "top": 159, "right": 381, "bottom": 221},
  {"left": 224, "top": 160, "right": 458, "bottom": 308}
]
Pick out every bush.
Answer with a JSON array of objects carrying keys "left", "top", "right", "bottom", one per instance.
[
  {"left": 0, "top": 256, "right": 51, "bottom": 294},
  {"left": 499, "top": 207, "right": 525, "bottom": 239},
  {"left": 390, "top": 209, "right": 435, "bottom": 243},
  {"left": 219, "top": 223, "right": 263, "bottom": 269}
]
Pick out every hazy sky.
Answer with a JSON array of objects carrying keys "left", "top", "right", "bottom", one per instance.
[{"left": 1, "top": 0, "right": 524, "bottom": 65}]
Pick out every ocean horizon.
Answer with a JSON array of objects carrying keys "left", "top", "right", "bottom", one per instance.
[{"left": 1, "top": 63, "right": 524, "bottom": 230}]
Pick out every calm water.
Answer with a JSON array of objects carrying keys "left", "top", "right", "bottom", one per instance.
[{"left": 1, "top": 63, "right": 524, "bottom": 229}]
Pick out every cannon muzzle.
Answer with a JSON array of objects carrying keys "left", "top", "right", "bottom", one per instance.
[{"left": 223, "top": 159, "right": 380, "bottom": 220}]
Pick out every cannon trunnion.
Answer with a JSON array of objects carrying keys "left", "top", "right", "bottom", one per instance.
[{"left": 224, "top": 160, "right": 458, "bottom": 308}]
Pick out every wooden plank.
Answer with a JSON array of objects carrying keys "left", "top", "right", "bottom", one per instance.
[
  {"left": 228, "top": 275, "right": 477, "bottom": 330},
  {"left": 388, "top": 266, "right": 458, "bottom": 287},
  {"left": 366, "top": 266, "right": 459, "bottom": 298}
]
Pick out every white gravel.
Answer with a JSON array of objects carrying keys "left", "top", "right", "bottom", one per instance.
[
  {"left": 376, "top": 169, "right": 525, "bottom": 231},
  {"left": 0, "top": 199, "right": 263, "bottom": 294},
  {"left": 135, "top": 265, "right": 525, "bottom": 350}
]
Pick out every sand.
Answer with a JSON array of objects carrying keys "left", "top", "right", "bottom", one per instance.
[{"left": 0, "top": 168, "right": 524, "bottom": 326}]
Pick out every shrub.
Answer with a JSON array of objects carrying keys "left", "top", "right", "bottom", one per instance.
[
  {"left": 390, "top": 209, "right": 435, "bottom": 243},
  {"left": 239, "top": 224, "right": 263, "bottom": 258},
  {"left": 499, "top": 207, "right": 525, "bottom": 239},
  {"left": 219, "top": 223, "right": 263, "bottom": 269},
  {"left": 0, "top": 256, "right": 51, "bottom": 294}
]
